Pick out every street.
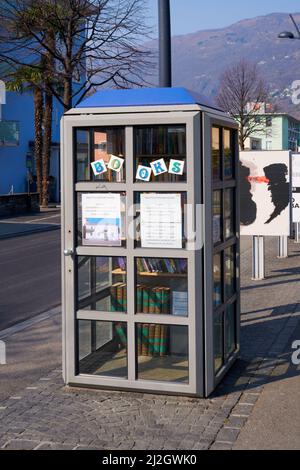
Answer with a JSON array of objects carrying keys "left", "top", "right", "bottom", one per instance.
[{"left": 0, "top": 228, "right": 61, "bottom": 331}]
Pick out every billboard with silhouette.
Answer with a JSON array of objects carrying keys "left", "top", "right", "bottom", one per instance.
[
  {"left": 240, "top": 151, "right": 291, "bottom": 236},
  {"left": 292, "top": 153, "right": 300, "bottom": 223}
]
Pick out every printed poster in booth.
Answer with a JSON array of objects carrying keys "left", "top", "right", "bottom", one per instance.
[
  {"left": 240, "top": 151, "right": 291, "bottom": 236},
  {"left": 140, "top": 193, "right": 182, "bottom": 249},
  {"left": 82, "top": 193, "right": 122, "bottom": 246},
  {"left": 292, "top": 154, "right": 300, "bottom": 223}
]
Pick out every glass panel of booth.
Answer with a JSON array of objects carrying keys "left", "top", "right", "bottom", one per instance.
[
  {"left": 134, "top": 125, "right": 186, "bottom": 183},
  {"left": 136, "top": 324, "right": 189, "bottom": 383},
  {"left": 224, "top": 188, "right": 235, "bottom": 240},
  {"left": 223, "top": 128, "right": 234, "bottom": 179},
  {"left": 78, "top": 320, "right": 128, "bottom": 378},
  {"left": 225, "top": 303, "right": 237, "bottom": 359},
  {"left": 77, "top": 256, "right": 127, "bottom": 313},
  {"left": 213, "top": 190, "right": 222, "bottom": 245},
  {"left": 213, "top": 302, "right": 237, "bottom": 375},
  {"left": 212, "top": 126, "right": 235, "bottom": 182},
  {"left": 75, "top": 127, "right": 125, "bottom": 182},
  {"left": 212, "top": 126, "right": 221, "bottom": 180},
  {"left": 135, "top": 257, "right": 188, "bottom": 317}
]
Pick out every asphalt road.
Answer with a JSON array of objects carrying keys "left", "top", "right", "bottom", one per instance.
[{"left": 0, "top": 229, "right": 61, "bottom": 331}]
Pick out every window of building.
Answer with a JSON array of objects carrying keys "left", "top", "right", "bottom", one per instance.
[{"left": 266, "top": 116, "right": 272, "bottom": 127}]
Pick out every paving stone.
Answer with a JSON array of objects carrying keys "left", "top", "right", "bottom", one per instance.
[
  {"left": 216, "top": 427, "right": 241, "bottom": 443},
  {"left": 210, "top": 442, "right": 233, "bottom": 450},
  {"left": 3, "top": 439, "right": 40, "bottom": 450}
]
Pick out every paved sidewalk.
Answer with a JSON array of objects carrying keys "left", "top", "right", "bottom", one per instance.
[
  {"left": 234, "top": 320, "right": 300, "bottom": 450},
  {"left": 0, "top": 237, "right": 299, "bottom": 450}
]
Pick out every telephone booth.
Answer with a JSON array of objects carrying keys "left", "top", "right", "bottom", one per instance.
[{"left": 61, "top": 87, "right": 240, "bottom": 397}]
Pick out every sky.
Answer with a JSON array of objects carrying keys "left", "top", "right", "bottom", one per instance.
[{"left": 146, "top": 0, "right": 300, "bottom": 36}]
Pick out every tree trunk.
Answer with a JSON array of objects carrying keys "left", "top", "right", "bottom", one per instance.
[
  {"left": 41, "top": 90, "right": 53, "bottom": 208},
  {"left": 33, "top": 87, "right": 43, "bottom": 205},
  {"left": 41, "top": 30, "right": 55, "bottom": 208},
  {"left": 239, "top": 127, "right": 245, "bottom": 151},
  {"left": 63, "top": 75, "right": 72, "bottom": 111}
]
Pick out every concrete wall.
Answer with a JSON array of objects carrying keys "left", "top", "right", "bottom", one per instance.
[{"left": 0, "top": 193, "right": 39, "bottom": 217}]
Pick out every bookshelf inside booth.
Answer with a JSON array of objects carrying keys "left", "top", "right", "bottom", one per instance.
[{"left": 134, "top": 125, "right": 187, "bottom": 182}]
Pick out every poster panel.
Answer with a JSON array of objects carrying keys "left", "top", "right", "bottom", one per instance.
[
  {"left": 240, "top": 151, "right": 290, "bottom": 236},
  {"left": 292, "top": 153, "right": 300, "bottom": 223},
  {"left": 82, "top": 193, "right": 122, "bottom": 246},
  {"left": 140, "top": 193, "right": 182, "bottom": 249}
]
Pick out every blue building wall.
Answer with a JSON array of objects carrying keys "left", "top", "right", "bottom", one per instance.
[{"left": 0, "top": 89, "right": 63, "bottom": 198}]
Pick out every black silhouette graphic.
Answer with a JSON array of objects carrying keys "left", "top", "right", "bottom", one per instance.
[
  {"left": 263, "top": 163, "right": 289, "bottom": 224},
  {"left": 240, "top": 162, "right": 257, "bottom": 226}
]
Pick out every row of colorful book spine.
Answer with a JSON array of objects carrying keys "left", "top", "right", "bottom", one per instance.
[
  {"left": 136, "top": 258, "right": 187, "bottom": 274},
  {"left": 137, "top": 323, "right": 169, "bottom": 357}
]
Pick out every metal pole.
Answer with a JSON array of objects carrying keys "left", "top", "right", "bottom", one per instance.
[
  {"left": 295, "top": 223, "right": 300, "bottom": 243},
  {"left": 158, "top": 0, "right": 172, "bottom": 87},
  {"left": 278, "top": 235, "right": 288, "bottom": 258},
  {"left": 252, "top": 236, "right": 265, "bottom": 280}
]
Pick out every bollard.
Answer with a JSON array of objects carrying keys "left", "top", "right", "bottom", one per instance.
[
  {"left": 278, "top": 235, "right": 288, "bottom": 258},
  {"left": 252, "top": 236, "right": 265, "bottom": 280},
  {"left": 295, "top": 223, "right": 300, "bottom": 243}
]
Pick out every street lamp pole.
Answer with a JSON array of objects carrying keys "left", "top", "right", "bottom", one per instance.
[{"left": 158, "top": 0, "right": 172, "bottom": 87}]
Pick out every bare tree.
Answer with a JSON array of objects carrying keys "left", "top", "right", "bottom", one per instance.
[
  {"left": 0, "top": 0, "right": 153, "bottom": 111},
  {"left": 216, "top": 60, "right": 269, "bottom": 150}
]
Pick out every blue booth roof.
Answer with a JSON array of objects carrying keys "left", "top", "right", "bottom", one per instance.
[{"left": 77, "top": 87, "right": 220, "bottom": 110}]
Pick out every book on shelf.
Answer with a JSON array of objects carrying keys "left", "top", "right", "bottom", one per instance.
[
  {"left": 137, "top": 324, "right": 142, "bottom": 355},
  {"left": 153, "top": 324, "right": 161, "bottom": 356},
  {"left": 148, "top": 324, "right": 156, "bottom": 356},
  {"left": 136, "top": 285, "right": 170, "bottom": 358},
  {"left": 141, "top": 324, "right": 149, "bottom": 356},
  {"left": 117, "top": 257, "right": 126, "bottom": 271},
  {"left": 142, "top": 287, "right": 149, "bottom": 314},
  {"left": 160, "top": 325, "right": 168, "bottom": 356},
  {"left": 110, "top": 283, "right": 126, "bottom": 313},
  {"left": 136, "top": 285, "right": 143, "bottom": 313}
]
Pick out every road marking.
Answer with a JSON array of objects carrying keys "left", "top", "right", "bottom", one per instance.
[
  {"left": 0, "top": 306, "right": 61, "bottom": 340},
  {"left": 26, "top": 387, "right": 38, "bottom": 390},
  {"left": 0, "top": 406, "right": 7, "bottom": 410},
  {"left": 10, "top": 396, "right": 22, "bottom": 400},
  {"left": 26, "top": 214, "right": 61, "bottom": 224},
  {"left": 214, "top": 440, "right": 234, "bottom": 445},
  {"left": 231, "top": 414, "right": 249, "bottom": 418}
]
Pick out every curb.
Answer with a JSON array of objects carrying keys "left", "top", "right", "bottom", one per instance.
[
  {"left": 0, "top": 306, "right": 61, "bottom": 340},
  {"left": 0, "top": 224, "right": 60, "bottom": 240}
]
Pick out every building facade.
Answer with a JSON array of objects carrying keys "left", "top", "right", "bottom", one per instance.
[
  {"left": 0, "top": 89, "right": 63, "bottom": 202},
  {"left": 244, "top": 113, "right": 300, "bottom": 152}
]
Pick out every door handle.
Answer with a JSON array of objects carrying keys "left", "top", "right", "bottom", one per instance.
[{"left": 63, "top": 249, "right": 74, "bottom": 257}]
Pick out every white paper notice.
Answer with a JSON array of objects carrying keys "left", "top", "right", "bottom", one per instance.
[
  {"left": 140, "top": 193, "right": 182, "bottom": 249},
  {"left": 82, "top": 193, "right": 122, "bottom": 246}
]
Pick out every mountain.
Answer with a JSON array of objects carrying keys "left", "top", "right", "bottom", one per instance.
[{"left": 150, "top": 12, "right": 300, "bottom": 118}]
